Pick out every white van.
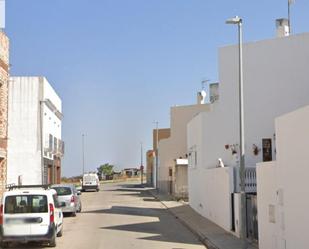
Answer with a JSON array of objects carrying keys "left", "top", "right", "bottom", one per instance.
[
  {"left": 0, "top": 185, "right": 64, "bottom": 248},
  {"left": 82, "top": 173, "right": 99, "bottom": 192}
]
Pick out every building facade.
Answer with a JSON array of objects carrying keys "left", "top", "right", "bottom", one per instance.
[
  {"left": 7, "top": 77, "right": 64, "bottom": 185},
  {"left": 146, "top": 128, "right": 170, "bottom": 187},
  {"left": 0, "top": 31, "right": 9, "bottom": 196},
  {"left": 188, "top": 32, "right": 309, "bottom": 235},
  {"left": 257, "top": 105, "right": 309, "bottom": 249},
  {"left": 158, "top": 103, "right": 210, "bottom": 195}
]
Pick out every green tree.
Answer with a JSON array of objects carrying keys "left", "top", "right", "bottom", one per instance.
[{"left": 97, "top": 163, "right": 114, "bottom": 176}]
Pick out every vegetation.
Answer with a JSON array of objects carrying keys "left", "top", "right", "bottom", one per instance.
[{"left": 97, "top": 163, "right": 114, "bottom": 177}]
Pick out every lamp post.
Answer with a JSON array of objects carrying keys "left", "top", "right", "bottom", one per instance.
[
  {"left": 154, "top": 121, "right": 159, "bottom": 189},
  {"left": 226, "top": 16, "right": 247, "bottom": 249},
  {"left": 140, "top": 142, "right": 144, "bottom": 185},
  {"left": 82, "top": 134, "right": 85, "bottom": 175}
]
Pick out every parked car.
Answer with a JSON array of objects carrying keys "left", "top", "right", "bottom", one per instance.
[
  {"left": 51, "top": 184, "right": 81, "bottom": 216},
  {"left": 0, "top": 185, "right": 64, "bottom": 248},
  {"left": 82, "top": 173, "right": 99, "bottom": 192}
]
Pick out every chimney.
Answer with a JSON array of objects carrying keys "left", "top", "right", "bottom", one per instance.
[{"left": 276, "top": 18, "right": 290, "bottom": 38}]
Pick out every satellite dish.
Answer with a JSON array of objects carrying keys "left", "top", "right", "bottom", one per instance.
[{"left": 197, "top": 90, "right": 207, "bottom": 104}]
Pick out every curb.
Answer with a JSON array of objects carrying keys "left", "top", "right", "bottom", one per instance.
[{"left": 147, "top": 190, "right": 220, "bottom": 249}]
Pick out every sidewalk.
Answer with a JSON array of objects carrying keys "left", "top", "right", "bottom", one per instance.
[{"left": 149, "top": 190, "right": 258, "bottom": 249}]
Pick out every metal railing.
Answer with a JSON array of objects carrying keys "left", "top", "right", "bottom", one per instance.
[{"left": 235, "top": 167, "right": 257, "bottom": 193}]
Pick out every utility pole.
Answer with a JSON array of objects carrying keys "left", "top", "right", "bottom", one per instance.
[
  {"left": 140, "top": 142, "right": 144, "bottom": 185},
  {"left": 154, "top": 121, "right": 159, "bottom": 189}
]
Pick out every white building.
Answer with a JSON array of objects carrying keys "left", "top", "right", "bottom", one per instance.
[
  {"left": 257, "top": 105, "right": 309, "bottom": 249},
  {"left": 7, "top": 77, "right": 64, "bottom": 185},
  {"left": 187, "top": 32, "right": 309, "bottom": 236}
]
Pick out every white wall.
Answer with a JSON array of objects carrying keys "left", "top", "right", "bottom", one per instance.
[
  {"left": 256, "top": 161, "right": 277, "bottom": 249},
  {"left": 8, "top": 77, "right": 42, "bottom": 185},
  {"left": 188, "top": 33, "right": 309, "bottom": 232},
  {"left": 189, "top": 165, "right": 234, "bottom": 231},
  {"left": 42, "top": 77, "right": 62, "bottom": 160},
  {"left": 7, "top": 77, "right": 62, "bottom": 185},
  {"left": 257, "top": 105, "right": 309, "bottom": 249}
]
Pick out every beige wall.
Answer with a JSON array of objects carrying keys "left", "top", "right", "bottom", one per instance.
[
  {"left": 153, "top": 128, "right": 170, "bottom": 151},
  {"left": 158, "top": 104, "right": 210, "bottom": 194},
  {"left": 146, "top": 150, "right": 154, "bottom": 186}
]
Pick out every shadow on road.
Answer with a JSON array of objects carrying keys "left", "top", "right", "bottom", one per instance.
[{"left": 82, "top": 183, "right": 201, "bottom": 246}]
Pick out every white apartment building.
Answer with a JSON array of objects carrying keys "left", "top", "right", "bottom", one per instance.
[
  {"left": 187, "top": 31, "right": 309, "bottom": 236},
  {"left": 7, "top": 77, "right": 64, "bottom": 185}
]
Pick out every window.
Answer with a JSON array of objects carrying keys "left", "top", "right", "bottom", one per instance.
[
  {"left": 53, "top": 194, "right": 60, "bottom": 208},
  {"left": 5, "top": 195, "right": 48, "bottom": 214},
  {"left": 52, "top": 187, "right": 72, "bottom": 196}
]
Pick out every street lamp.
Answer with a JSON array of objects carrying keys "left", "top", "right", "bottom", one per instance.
[
  {"left": 140, "top": 142, "right": 144, "bottom": 185},
  {"left": 82, "top": 134, "right": 85, "bottom": 175},
  {"left": 226, "top": 16, "right": 247, "bottom": 249},
  {"left": 153, "top": 121, "right": 159, "bottom": 189}
]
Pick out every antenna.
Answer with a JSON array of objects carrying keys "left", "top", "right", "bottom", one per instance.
[
  {"left": 288, "top": 0, "right": 295, "bottom": 34},
  {"left": 201, "top": 79, "right": 210, "bottom": 90}
]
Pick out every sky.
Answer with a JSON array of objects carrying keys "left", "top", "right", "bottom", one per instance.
[{"left": 5, "top": 0, "right": 309, "bottom": 176}]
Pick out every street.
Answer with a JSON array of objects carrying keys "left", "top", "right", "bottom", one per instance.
[{"left": 8, "top": 181, "right": 205, "bottom": 249}]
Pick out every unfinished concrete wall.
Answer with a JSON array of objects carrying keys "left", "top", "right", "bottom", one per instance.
[{"left": 0, "top": 32, "right": 9, "bottom": 197}]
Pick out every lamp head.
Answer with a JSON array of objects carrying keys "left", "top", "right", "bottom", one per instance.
[{"left": 225, "top": 16, "right": 242, "bottom": 25}]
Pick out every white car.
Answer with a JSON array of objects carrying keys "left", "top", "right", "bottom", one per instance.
[
  {"left": 82, "top": 173, "right": 100, "bottom": 192},
  {"left": 0, "top": 185, "right": 64, "bottom": 248}
]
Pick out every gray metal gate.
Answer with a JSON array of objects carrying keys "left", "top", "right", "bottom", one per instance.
[{"left": 246, "top": 194, "right": 258, "bottom": 241}]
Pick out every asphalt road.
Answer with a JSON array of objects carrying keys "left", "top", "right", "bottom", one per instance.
[{"left": 8, "top": 182, "right": 205, "bottom": 249}]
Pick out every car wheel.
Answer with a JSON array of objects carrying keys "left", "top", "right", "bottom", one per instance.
[
  {"left": 71, "top": 211, "right": 76, "bottom": 217},
  {"left": 57, "top": 225, "right": 63, "bottom": 237},
  {"left": 49, "top": 228, "right": 57, "bottom": 247}
]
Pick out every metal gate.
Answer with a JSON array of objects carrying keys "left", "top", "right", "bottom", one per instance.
[{"left": 246, "top": 194, "right": 258, "bottom": 241}]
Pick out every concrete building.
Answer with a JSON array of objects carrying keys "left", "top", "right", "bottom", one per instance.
[
  {"left": 0, "top": 31, "right": 9, "bottom": 196},
  {"left": 187, "top": 31, "right": 309, "bottom": 237},
  {"left": 7, "top": 77, "right": 64, "bottom": 185},
  {"left": 158, "top": 102, "right": 210, "bottom": 196},
  {"left": 146, "top": 128, "right": 170, "bottom": 187},
  {"left": 257, "top": 105, "right": 309, "bottom": 249}
]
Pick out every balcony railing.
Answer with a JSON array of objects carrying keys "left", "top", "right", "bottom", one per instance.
[{"left": 234, "top": 167, "right": 257, "bottom": 193}]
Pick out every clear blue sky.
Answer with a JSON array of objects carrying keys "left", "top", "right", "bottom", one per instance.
[{"left": 5, "top": 0, "right": 309, "bottom": 176}]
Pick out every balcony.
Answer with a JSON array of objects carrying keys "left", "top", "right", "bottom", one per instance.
[{"left": 44, "top": 134, "right": 64, "bottom": 157}]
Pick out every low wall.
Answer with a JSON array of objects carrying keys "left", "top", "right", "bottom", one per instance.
[
  {"left": 189, "top": 166, "right": 234, "bottom": 231},
  {"left": 256, "top": 161, "right": 277, "bottom": 249}
]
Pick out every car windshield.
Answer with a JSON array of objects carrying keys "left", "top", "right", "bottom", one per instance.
[
  {"left": 53, "top": 187, "right": 72, "bottom": 196},
  {"left": 5, "top": 195, "right": 48, "bottom": 214}
]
